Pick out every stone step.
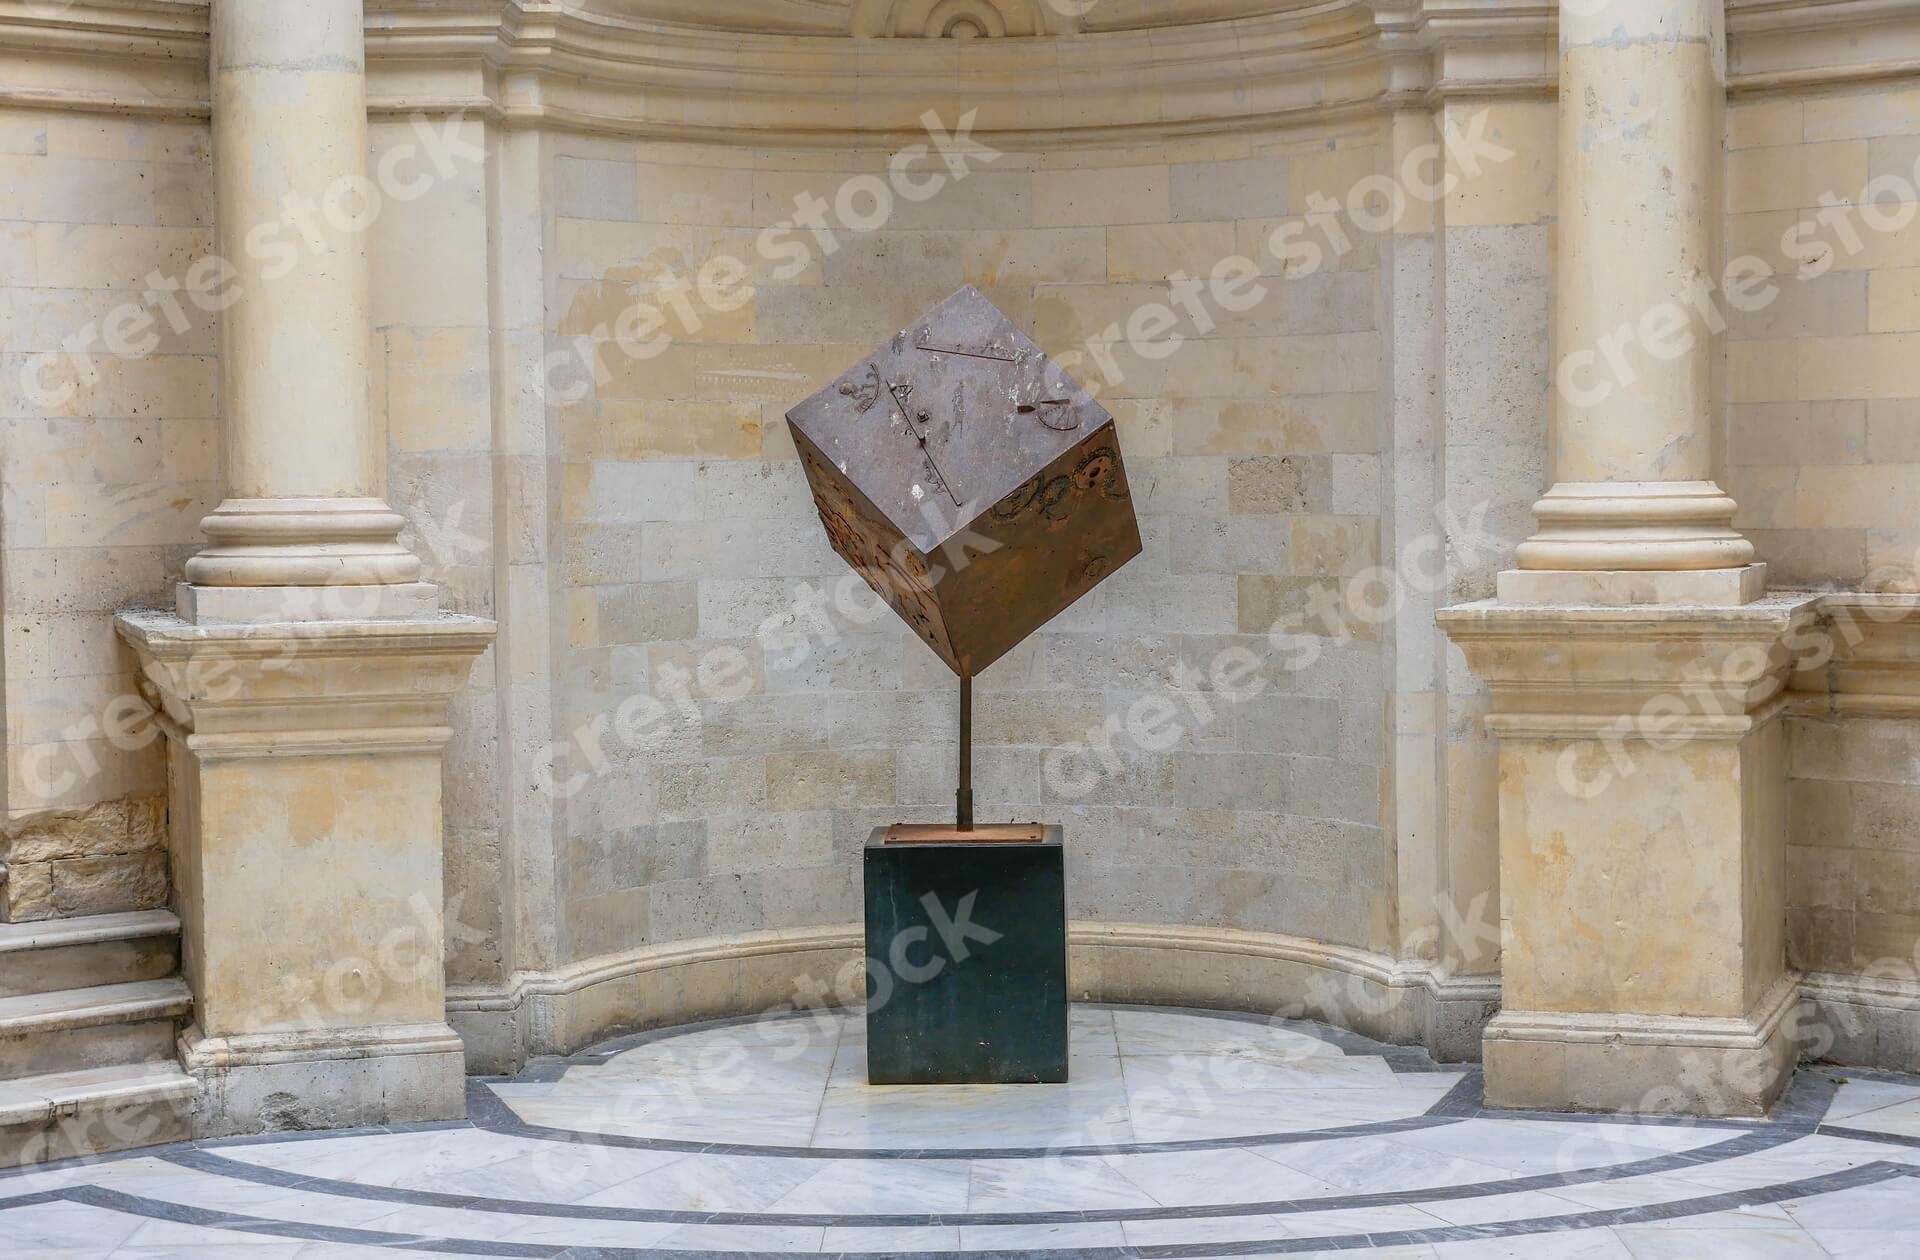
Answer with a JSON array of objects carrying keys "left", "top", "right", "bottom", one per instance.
[
  {"left": 0, "top": 910, "right": 182, "bottom": 998},
  {"left": 0, "top": 979, "right": 193, "bottom": 1079},
  {"left": 0, "top": 1061, "right": 197, "bottom": 1169}
]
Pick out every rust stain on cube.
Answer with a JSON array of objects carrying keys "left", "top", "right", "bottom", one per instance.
[{"left": 786, "top": 286, "right": 1143, "bottom": 678}]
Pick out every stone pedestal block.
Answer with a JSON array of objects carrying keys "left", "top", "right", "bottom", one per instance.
[
  {"left": 863, "top": 825, "right": 1067, "bottom": 1085},
  {"left": 1439, "top": 596, "right": 1822, "bottom": 1116},
  {"left": 115, "top": 612, "right": 494, "bottom": 1135}
]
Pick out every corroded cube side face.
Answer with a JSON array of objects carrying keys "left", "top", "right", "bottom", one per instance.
[{"left": 787, "top": 286, "right": 1141, "bottom": 677}]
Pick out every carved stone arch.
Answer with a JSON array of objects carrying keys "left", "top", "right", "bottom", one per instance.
[
  {"left": 850, "top": 0, "right": 1061, "bottom": 38},
  {"left": 924, "top": 0, "right": 1008, "bottom": 40}
]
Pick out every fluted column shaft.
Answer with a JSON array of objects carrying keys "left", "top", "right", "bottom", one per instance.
[
  {"left": 1515, "top": 0, "right": 1755, "bottom": 580},
  {"left": 184, "top": 0, "right": 426, "bottom": 619}
]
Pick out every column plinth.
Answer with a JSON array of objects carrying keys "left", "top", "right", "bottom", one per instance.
[
  {"left": 113, "top": 613, "right": 494, "bottom": 1135},
  {"left": 1438, "top": 598, "right": 1815, "bottom": 1115},
  {"left": 1441, "top": 1, "right": 1802, "bottom": 1117},
  {"left": 114, "top": 0, "right": 496, "bottom": 1138}
]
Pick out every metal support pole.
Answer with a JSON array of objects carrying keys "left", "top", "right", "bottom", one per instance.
[{"left": 956, "top": 674, "right": 974, "bottom": 831}]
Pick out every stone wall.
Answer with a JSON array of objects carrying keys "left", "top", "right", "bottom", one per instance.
[
  {"left": 0, "top": 112, "right": 214, "bottom": 822},
  {"left": 1788, "top": 713, "right": 1920, "bottom": 979},
  {"left": 366, "top": 116, "right": 505, "bottom": 988},
  {"left": 1726, "top": 83, "right": 1920, "bottom": 589},
  {"left": 0, "top": 796, "right": 167, "bottom": 923},
  {"left": 1725, "top": 80, "right": 1920, "bottom": 1062},
  {"left": 544, "top": 125, "right": 1395, "bottom": 968}
]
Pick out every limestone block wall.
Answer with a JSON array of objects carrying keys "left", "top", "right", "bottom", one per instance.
[
  {"left": 1433, "top": 98, "right": 1558, "bottom": 989},
  {"left": 365, "top": 117, "right": 504, "bottom": 987},
  {"left": 1726, "top": 83, "right": 1920, "bottom": 589},
  {"left": 1788, "top": 714, "right": 1920, "bottom": 981},
  {"left": 0, "top": 111, "right": 215, "bottom": 925},
  {"left": 1721, "top": 81, "right": 1920, "bottom": 1061},
  {"left": 543, "top": 125, "right": 1395, "bottom": 969}
]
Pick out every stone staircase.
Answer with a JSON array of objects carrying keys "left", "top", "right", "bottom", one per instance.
[{"left": 0, "top": 910, "right": 198, "bottom": 1168}]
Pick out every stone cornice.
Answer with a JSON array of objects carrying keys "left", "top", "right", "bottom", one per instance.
[
  {"left": 6, "top": 1, "right": 1914, "bottom": 141},
  {"left": 1436, "top": 595, "right": 1823, "bottom": 737},
  {"left": 114, "top": 610, "right": 497, "bottom": 756},
  {"left": 1728, "top": 0, "right": 1920, "bottom": 94},
  {"left": 1789, "top": 592, "right": 1920, "bottom": 718}
]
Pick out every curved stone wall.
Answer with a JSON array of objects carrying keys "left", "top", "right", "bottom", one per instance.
[{"left": 540, "top": 123, "right": 1394, "bottom": 973}]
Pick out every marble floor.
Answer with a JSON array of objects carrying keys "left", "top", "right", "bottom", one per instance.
[{"left": 7, "top": 1004, "right": 1920, "bottom": 1257}]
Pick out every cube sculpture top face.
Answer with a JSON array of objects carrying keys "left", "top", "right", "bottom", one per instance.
[{"left": 786, "top": 286, "right": 1142, "bottom": 678}]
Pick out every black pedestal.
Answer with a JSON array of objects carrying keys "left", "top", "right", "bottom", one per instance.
[{"left": 862, "top": 825, "right": 1068, "bottom": 1085}]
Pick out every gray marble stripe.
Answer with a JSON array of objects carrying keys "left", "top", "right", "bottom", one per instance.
[
  {"left": 462, "top": 1062, "right": 1830, "bottom": 1163},
  {"left": 1818, "top": 1122, "right": 1920, "bottom": 1149},
  {"left": 160, "top": 1116, "right": 1817, "bottom": 1228},
  {"left": 19, "top": 1161, "right": 1917, "bottom": 1259}
]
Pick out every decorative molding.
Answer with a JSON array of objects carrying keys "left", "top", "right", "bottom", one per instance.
[
  {"left": 4, "top": 1, "right": 1915, "bottom": 141},
  {"left": 1487, "top": 972, "right": 1803, "bottom": 1052},
  {"left": 115, "top": 610, "right": 497, "bottom": 759},
  {"left": 1728, "top": 0, "right": 1920, "bottom": 94},
  {"left": 1787, "top": 593, "right": 1920, "bottom": 719},
  {"left": 446, "top": 920, "right": 1501, "bottom": 1073},
  {"left": 1800, "top": 968, "right": 1920, "bottom": 1076},
  {"left": 1436, "top": 594, "right": 1825, "bottom": 739},
  {"left": 1483, "top": 973, "right": 1805, "bottom": 1115}
]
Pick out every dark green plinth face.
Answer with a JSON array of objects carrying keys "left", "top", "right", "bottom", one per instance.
[{"left": 862, "top": 827, "right": 1068, "bottom": 1085}]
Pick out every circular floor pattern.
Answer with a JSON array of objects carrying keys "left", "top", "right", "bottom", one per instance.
[{"left": 5, "top": 1004, "right": 1920, "bottom": 1258}]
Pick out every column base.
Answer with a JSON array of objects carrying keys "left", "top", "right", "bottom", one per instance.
[
  {"left": 180, "top": 1022, "right": 467, "bottom": 1138},
  {"left": 1514, "top": 481, "right": 1756, "bottom": 573},
  {"left": 1483, "top": 975, "right": 1803, "bottom": 1116},
  {"left": 177, "top": 581, "right": 441, "bottom": 624},
  {"left": 176, "top": 580, "right": 439, "bottom": 618},
  {"left": 1496, "top": 563, "right": 1768, "bottom": 608}
]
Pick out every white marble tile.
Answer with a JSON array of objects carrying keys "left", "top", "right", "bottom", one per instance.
[
  {"left": 1121, "top": 1211, "right": 1303, "bottom": 1247},
  {"left": 812, "top": 1081, "right": 1136, "bottom": 1149},
  {"left": 217, "top": 1128, "right": 538, "bottom": 1189},
  {"left": 821, "top": 1224, "right": 963, "bottom": 1251},
  {"left": 421, "top": 1146, "right": 694, "bottom": 1204},
  {"left": 338, "top": 1201, "right": 673, "bottom": 1247},
  {"left": 0, "top": 1199, "right": 150, "bottom": 1252},
  {"left": 1391, "top": 1119, "right": 1720, "bottom": 1176},
  {"left": 572, "top": 1150, "right": 822, "bottom": 1213},
  {"left": 1613, "top": 1221, "right": 1833, "bottom": 1257},
  {"left": 955, "top": 1219, "right": 1130, "bottom": 1249},
  {"left": 1780, "top": 1172, "right": 1920, "bottom": 1234},
  {"left": 1254, "top": 1132, "right": 1516, "bottom": 1194},
  {"left": 1824, "top": 1077, "right": 1920, "bottom": 1123},
  {"left": 1432, "top": 1230, "right": 1639, "bottom": 1258},
  {"left": 111, "top": 1246, "right": 311, "bottom": 1260},
  {"left": 967, "top": 1154, "right": 1158, "bottom": 1211},
  {"left": 649, "top": 1221, "right": 826, "bottom": 1250},
  {"left": 767, "top": 1158, "right": 971, "bottom": 1213},
  {"left": 1102, "top": 1144, "right": 1341, "bottom": 1206},
  {"left": 1119, "top": 1047, "right": 1404, "bottom": 1100},
  {"left": 504, "top": 1092, "right": 823, "bottom": 1146}
]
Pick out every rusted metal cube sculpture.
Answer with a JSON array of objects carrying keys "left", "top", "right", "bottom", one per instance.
[{"left": 785, "top": 286, "right": 1142, "bottom": 678}]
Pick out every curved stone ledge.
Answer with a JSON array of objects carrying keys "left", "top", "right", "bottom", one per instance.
[{"left": 445, "top": 920, "right": 1503, "bottom": 1075}]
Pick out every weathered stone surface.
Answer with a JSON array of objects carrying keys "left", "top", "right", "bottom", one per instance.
[
  {"left": 48, "top": 853, "right": 168, "bottom": 919},
  {"left": 2, "top": 797, "right": 167, "bottom": 866}
]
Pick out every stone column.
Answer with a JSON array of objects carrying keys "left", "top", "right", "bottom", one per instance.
[
  {"left": 115, "top": 0, "right": 493, "bottom": 1136},
  {"left": 1502, "top": 0, "right": 1763, "bottom": 607},
  {"left": 180, "top": 0, "right": 431, "bottom": 623},
  {"left": 1438, "top": 1, "right": 1807, "bottom": 1117}
]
